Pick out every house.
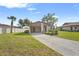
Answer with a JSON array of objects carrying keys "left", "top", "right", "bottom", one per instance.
[
  {"left": 0, "top": 21, "right": 52, "bottom": 34},
  {"left": 62, "top": 22, "right": 79, "bottom": 31},
  {"left": 30, "top": 21, "right": 48, "bottom": 33},
  {"left": 0, "top": 23, "right": 27, "bottom": 34}
]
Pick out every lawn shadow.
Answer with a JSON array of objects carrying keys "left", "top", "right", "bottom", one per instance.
[{"left": 14, "top": 32, "right": 30, "bottom": 36}]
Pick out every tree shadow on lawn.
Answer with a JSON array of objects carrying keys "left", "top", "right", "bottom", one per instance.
[{"left": 14, "top": 32, "right": 30, "bottom": 36}]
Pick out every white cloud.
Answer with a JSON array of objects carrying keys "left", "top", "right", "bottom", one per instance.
[
  {"left": 0, "top": 3, "right": 28, "bottom": 8},
  {"left": 67, "top": 17, "right": 72, "bottom": 20},
  {"left": 27, "top": 8, "right": 36, "bottom": 11},
  {"left": 0, "top": 0, "right": 29, "bottom": 8},
  {"left": 36, "top": 12, "right": 41, "bottom": 13},
  {"left": 54, "top": 16, "right": 59, "bottom": 18}
]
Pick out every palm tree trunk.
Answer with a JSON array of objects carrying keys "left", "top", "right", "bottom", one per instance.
[{"left": 10, "top": 20, "right": 13, "bottom": 33}]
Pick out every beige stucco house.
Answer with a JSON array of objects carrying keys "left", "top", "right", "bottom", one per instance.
[
  {"left": 30, "top": 21, "right": 48, "bottom": 33},
  {"left": 62, "top": 22, "right": 79, "bottom": 31},
  {"left": 0, "top": 21, "right": 50, "bottom": 34}
]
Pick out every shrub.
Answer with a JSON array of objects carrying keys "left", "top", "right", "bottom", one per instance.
[
  {"left": 45, "top": 32, "right": 53, "bottom": 35},
  {"left": 24, "top": 30, "right": 30, "bottom": 34},
  {"left": 45, "top": 29, "right": 58, "bottom": 35}
]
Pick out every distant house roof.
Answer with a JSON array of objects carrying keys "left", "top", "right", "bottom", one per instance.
[
  {"left": 63, "top": 22, "right": 79, "bottom": 27},
  {"left": 0, "top": 23, "right": 19, "bottom": 28}
]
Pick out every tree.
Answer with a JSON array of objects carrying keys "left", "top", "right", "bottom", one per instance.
[
  {"left": 18, "top": 19, "right": 24, "bottom": 28},
  {"left": 18, "top": 18, "right": 31, "bottom": 28},
  {"left": 42, "top": 13, "right": 58, "bottom": 30},
  {"left": 48, "top": 14, "right": 58, "bottom": 30},
  {"left": 42, "top": 15, "right": 48, "bottom": 23},
  {"left": 7, "top": 16, "right": 16, "bottom": 33},
  {"left": 24, "top": 18, "right": 31, "bottom": 26}
]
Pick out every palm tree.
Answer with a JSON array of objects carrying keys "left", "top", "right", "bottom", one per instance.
[{"left": 7, "top": 16, "right": 16, "bottom": 33}]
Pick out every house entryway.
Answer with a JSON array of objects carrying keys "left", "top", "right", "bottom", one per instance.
[
  {"left": 32, "top": 27, "right": 41, "bottom": 33},
  {"left": 30, "top": 21, "right": 48, "bottom": 33}
]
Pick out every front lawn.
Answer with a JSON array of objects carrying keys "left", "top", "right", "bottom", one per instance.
[
  {"left": 58, "top": 31, "right": 79, "bottom": 41},
  {"left": 0, "top": 33, "right": 61, "bottom": 56}
]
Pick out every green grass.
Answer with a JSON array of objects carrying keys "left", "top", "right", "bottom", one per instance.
[
  {"left": 0, "top": 32, "right": 61, "bottom": 56},
  {"left": 58, "top": 31, "right": 79, "bottom": 41}
]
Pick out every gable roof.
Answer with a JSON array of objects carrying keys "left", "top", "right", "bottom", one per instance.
[
  {"left": 31, "top": 21, "right": 41, "bottom": 27},
  {"left": 30, "top": 21, "right": 47, "bottom": 27}
]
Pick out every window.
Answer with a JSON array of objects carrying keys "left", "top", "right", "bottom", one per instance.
[
  {"left": 70, "top": 27, "right": 72, "bottom": 31},
  {"left": 75, "top": 27, "right": 77, "bottom": 29}
]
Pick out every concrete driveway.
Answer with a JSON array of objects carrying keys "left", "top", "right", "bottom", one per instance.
[{"left": 32, "top": 33, "right": 79, "bottom": 56}]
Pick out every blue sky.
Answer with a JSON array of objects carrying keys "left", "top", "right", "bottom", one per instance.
[{"left": 0, "top": 3, "right": 79, "bottom": 26}]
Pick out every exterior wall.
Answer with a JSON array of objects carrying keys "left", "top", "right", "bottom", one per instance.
[
  {"left": 30, "top": 26, "right": 41, "bottom": 33},
  {"left": 30, "top": 22, "right": 41, "bottom": 33},
  {"left": 12, "top": 28, "right": 27, "bottom": 33},
  {"left": 2, "top": 27, "right": 6, "bottom": 33},
  {"left": 72, "top": 26, "right": 79, "bottom": 31},
  {"left": 0, "top": 27, "right": 28, "bottom": 34},
  {"left": 0, "top": 28, "right": 2, "bottom": 34},
  {"left": 77, "top": 27, "right": 79, "bottom": 30},
  {"left": 41, "top": 23, "right": 43, "bottom": 33},
  {"left": 62, "top": 27, "right": 71, "bottom": 31},
  {"left": 6, "top": 28, "right": 10, "bottom": 33},
  {"left": 35, "top": 27, "right": 41, "bottom": 32},
  {"left": 43, "top": 25, "right": 47, "bottom": 33},
  {"left": 41, "top": 23, "right": 47, "bottom": 33},
  {"left": 62, "top": 26, "right": 79, "bottom": 31}
]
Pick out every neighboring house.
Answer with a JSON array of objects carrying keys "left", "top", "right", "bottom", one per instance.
[
  {"left": 30, "top": 21, "right": 48, "bottom": 33},
  {"left": 62, "top": 22, "right": 79, "bottom": 31},
  {"left": 0, "top": 23, "right": 27, "bottom": 34}
]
